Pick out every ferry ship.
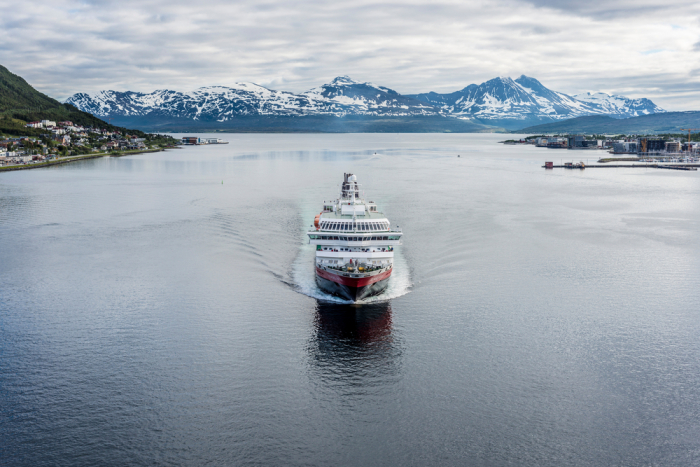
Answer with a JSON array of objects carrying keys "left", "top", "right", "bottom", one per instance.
[{"left": 308, "top": 173, "right": 402, "bottom": 302}]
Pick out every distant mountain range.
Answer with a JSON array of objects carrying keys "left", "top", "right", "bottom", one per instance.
[{"left": 67, "top": 76, "right": 665, "bottom": 132}]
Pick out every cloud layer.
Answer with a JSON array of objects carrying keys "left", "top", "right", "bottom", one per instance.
[{"left": 2, "top": 0, "right": 699, "bottom": 109}]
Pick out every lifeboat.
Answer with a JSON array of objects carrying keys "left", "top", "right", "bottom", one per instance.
[{"left": 314, "top": 213, "right": 321, "bottom": 230}]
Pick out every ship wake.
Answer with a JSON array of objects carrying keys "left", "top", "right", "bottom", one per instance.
[{"left": 289, "top": 242, "right": 412, "bottom": 304}]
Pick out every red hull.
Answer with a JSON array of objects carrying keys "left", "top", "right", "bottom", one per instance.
[{"left": 316, "top": 266, "right": 392, "bottom": 301}]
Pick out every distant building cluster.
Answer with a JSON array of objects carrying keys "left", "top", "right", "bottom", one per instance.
[
  {"left": 180, "top": 137, "right": 228, "bottom": 145},
  {"left": 1, "top": 121, "right": 150, "bottom": 167},
  {"left": 529, "top": 135, "right": 700, "bottom": 157}
]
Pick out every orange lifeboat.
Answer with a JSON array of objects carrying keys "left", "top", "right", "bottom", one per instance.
[{"left": 314, "top": 213, "right": 321, "bottom": 230}]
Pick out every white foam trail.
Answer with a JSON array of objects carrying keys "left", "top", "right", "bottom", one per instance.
[{"left": 290, "top": 240, "right": 412, "bottom": 304}]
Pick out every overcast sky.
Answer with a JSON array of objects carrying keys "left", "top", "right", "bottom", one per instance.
[{"left": 1, "top": 0, "right": 699, "bottom": 109}]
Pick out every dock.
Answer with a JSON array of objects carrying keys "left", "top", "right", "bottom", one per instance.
[{"left": 543, "top": 163, "right": 699, "bottom": 170}]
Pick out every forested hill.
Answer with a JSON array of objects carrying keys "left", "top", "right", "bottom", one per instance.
[
  {"left": 515, "top": 111, "right": 700, "bottom": 134},
  {"left": 0, "top": 64, "right": 149, "bottom": 137}
]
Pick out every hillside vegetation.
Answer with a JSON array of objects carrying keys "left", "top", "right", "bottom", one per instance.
[
  {"left": 0, "top": 64, "right": 151, "bottom": 137},
  {"left": 515, "top": 112, "right": 700, "bottom": 134}
]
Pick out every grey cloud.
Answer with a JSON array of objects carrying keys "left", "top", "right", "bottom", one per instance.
[
  {"left": 514, "top": 0, "right": 698, "bottom": 18},
  {"left": 0, "top": 0, "right": 698, "bottom": 110}
]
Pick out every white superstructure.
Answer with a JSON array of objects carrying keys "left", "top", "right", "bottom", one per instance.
[{"left": 307, "top": 173, "right": 402, "bottom": 272}]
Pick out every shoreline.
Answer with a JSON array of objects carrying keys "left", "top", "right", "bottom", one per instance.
[{"left": 0, "top": 147, "right": 177, "bottom": 172}]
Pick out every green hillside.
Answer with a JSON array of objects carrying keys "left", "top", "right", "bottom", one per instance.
[
  {"left": 0, "top": 64, "right": 148, "bottom": 137},
  {"left": 515, "top": 112, "right": 700, "bottom": 134}
]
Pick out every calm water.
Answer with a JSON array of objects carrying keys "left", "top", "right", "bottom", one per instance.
[{"left": 2, "top": 134, "right": 700, "bottom": 466}]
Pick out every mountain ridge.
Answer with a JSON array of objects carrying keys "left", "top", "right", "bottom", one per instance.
[{"left": 66, "top": 75, "right": 667, "bottom": 132}]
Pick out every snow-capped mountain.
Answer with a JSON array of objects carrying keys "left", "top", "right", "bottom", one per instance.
[
  {"left": 67, "top": 77, "right": 439, "bottom": 121},
  {"left": 408, "top": 75, "right": 663, "bottom": 127},
  {"left": 571, "top": 91, "right": 663, "bottom": 117},
  {"left": 66, "top": 75, "right": 665, "bottom": 130},
  {"left": 68, "top": 84, "right": 334, "bottom": 121},
  {"left": 302, "top": 76, "right": 437, "bottom": 116}
]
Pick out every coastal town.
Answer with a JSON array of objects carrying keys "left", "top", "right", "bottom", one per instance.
[
  {"left": 0, "top": 119, "right": 176, "bottom": 168},
  {"left": 505, "top": 134, "right": 700, "bottom": 161}
]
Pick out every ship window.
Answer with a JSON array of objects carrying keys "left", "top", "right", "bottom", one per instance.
[{"left": 371, "top": 236, "right": 376, "bottom": 240}]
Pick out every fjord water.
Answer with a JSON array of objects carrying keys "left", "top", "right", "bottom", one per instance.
[{"left": 2, "top": 134, "right": 700, "bottom": 466}]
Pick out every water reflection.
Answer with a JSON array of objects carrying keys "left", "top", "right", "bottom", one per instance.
[{"left": 307, "top": 300, "right": 402, "bottom": 391}]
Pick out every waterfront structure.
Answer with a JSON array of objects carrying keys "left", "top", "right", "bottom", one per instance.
[
  {"left": 640, "top": 138, "right": 665, "bottom": 153},
  {"left": 180, "top": 137, "right": 229, "bottom": 145},
  {"left": 568, "top": 135, "right": 585, "bottom": 148},
  {"left": 307, "top": 173, "right": 402, "bottom": 302},
  {"left": 612, "top": 141, "right": 638, "bottom": 154},
  {"left": 665, "top": 141, "right": 681, "bottom": 153}
]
